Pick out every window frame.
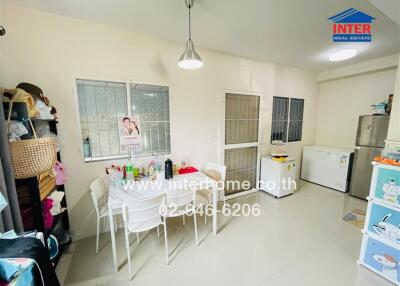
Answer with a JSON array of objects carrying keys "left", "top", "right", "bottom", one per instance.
[
  {"left": 74, "top": 78, "right": 172, "bottom": 163},
  {"left": 287, "top": 98, "right": 304, "bottom": 142},
  {"left": 271, "top": 96, "right": 304, "bottom": 143},
  {"left": 271, "top": 96, "right": 289, "bottom": 143}
]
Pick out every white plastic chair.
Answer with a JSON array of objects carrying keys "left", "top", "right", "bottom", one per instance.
[
  {"left": 90, "top": 176, "right": 121, "bottom": 254},
  {"left": 164, "top": 188, "right": 200, "bottom": 247},
  {"left": 198, "top": 162, "right": 226, "bottom": 224},
  {"left": 122, "top": 193, "right": 168, "bottom": 280}
]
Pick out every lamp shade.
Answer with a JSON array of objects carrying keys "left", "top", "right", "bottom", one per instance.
[
  {"left": 178, "top": 39, "right": 203, "bottom": 69},
  {"left": 0, "top": 192, "right": 7, "bottom": 212}
]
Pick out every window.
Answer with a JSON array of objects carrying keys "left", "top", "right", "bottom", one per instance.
[
  {"left": 271, "top": 97, "right": 289, "bottom": 142},
  {"left": 288, "top": 98, "right": 304, "bottom": 142},
  {"left": 130, "top": 84, "right": 170, "bottom": 157},
  {"left": 76, "top": 79, "right": 171, "bottom": 161},
  {"left": 271, "top": 97, "right": 304, "bottom": 142}
]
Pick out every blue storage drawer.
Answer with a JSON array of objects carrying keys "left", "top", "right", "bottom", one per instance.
[
  {"left": 364, "top": 200, "right": 400, "bottom": 246},
  {"left": 370, "top": 163, "right": 400, "bottom": 208},
  {"left": 359, "top": 235, "right": 400, "bottom": 285}
]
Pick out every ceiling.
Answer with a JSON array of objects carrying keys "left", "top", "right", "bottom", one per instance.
[
  {"left": 5, "top": 0, "right": 400, "bottom": 71},
  {"left": 369, "top": 0, "right": 400, "bottom": 26}
]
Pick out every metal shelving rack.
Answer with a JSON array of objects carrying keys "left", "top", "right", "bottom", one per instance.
[{"left": 4, "top": 101, "right": 70, "bottom": 267}]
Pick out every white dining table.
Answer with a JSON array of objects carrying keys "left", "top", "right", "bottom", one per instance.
[{"left": 107, "top": 171, "right": 219, "bottom": 271}]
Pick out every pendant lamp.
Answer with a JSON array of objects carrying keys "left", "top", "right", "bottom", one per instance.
[{"left": 178, "top": 0, "right": 203, "bottom": 69}]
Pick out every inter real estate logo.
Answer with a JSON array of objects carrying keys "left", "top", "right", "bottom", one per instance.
[{"left": 328, "top": 8, "right": 376, "bottom": 42}]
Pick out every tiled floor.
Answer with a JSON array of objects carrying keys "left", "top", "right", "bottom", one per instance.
[{"left": 56, "top": 181, "right": 393, "bottom": 286}]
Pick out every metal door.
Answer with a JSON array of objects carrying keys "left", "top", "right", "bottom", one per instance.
[
  {"left": 223, "top": 92, "right": 260, "bottom": 198},
  {"left": 350, "top": 146, "right": 382, "bottom": 199}
]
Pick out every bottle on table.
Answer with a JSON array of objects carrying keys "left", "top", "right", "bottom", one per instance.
[
  {"left": 126, "top": 151, "right": 134, "bottom": 180},
  {"left": 165, "top": 159, "right": 173, "bottom": 180}
]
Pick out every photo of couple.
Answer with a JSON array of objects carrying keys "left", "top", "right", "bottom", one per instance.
[
  {"left": 118, "top": 116, "right": 142, "bottom": 152},
  {"left": 120, "top": 117, "right": 140, "bottom": 136}
]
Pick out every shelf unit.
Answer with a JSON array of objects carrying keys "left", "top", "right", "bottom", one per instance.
[
  {"left": 4, "top": 102, "right": 70, "bottom": 267},
  {"left": 358, "top": 161, "right": 400, "bottom": 285}
]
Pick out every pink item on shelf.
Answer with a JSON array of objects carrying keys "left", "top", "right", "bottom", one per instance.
[
  {"left": 54, "top": 161, "right": 67, "bottom": 185},
  {"left": 42, "top": 198, "right": 54, "bottom": 230}
]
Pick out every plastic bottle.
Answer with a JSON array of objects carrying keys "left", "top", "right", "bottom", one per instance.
[
  {"left": 126, "top": 151, "right": 134, "bottom": 180},
  {"left": 155, "top": 155, "right": 162, "bottom": 171},
  {"left": 83, "top": 138, "right": 91, "bottom": 158}
]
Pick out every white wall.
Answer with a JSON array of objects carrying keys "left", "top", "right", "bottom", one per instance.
[
  {"left": 1, "top": 4, "right": 319, "bottom": 240},
  {"left": 387, "top": 55, "right": 400, "bottom": 141},
  {"left": 315, "top": 69, "right": 397, "bottom": 149}
]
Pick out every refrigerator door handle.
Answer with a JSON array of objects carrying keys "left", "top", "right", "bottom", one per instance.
[{"left": 355, "top": 146, "right": 361, "bottom": 150}]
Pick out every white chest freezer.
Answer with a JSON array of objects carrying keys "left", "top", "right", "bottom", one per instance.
[
  {"left": 260, "top": 157, "right": 296, "bottom": 198},
  {"left": 301, "top": 146, "right": 353, "bottom": 192}
]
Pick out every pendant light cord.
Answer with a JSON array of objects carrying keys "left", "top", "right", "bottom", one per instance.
[{"left": 188, "top": 4, "right": 191, "bottom": 40}]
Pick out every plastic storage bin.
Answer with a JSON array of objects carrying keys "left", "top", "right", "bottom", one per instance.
[
  {"left": 364, "top": 200, "right": 400, "bottom": 246},
  {"left": 359, "top": 235, "right": 400, "bottom": 285},
  {"left": 360, "top": 162, "right": 400, "bottom": 285},
  {"left": 369, "top": 162, "right": 400, "bottom": 208}
]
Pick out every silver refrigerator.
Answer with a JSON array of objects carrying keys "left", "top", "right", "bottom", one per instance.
[{"left": 349, "top": 115, "right": 390, "bottom": 199}]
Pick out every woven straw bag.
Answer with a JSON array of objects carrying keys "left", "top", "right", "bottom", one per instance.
[{"left": 7, "top": 101, "right": 56, "bottom": 179}]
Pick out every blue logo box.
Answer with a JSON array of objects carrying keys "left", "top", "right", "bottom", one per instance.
[{"left": 333, "top": 34, "right": 372, "bottom": 42}]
